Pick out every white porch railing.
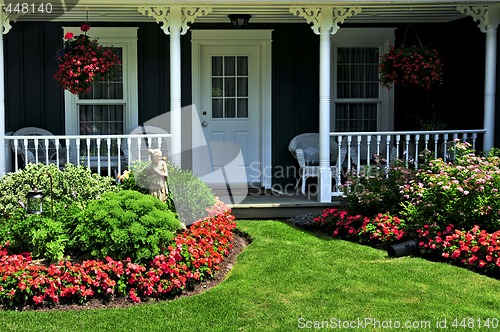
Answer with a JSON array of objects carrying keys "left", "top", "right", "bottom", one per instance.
[
  {"left": 330, "top": 129, "right": 487, "bottom": 195},
  {"left": 5, "top": 133, "right": 172, "bottom": 176}
]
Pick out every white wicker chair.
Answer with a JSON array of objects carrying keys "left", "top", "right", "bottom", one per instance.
[
  {"left": 10, "top": 127, "right": 69, "bottom": 167},
  {"left": 122, "top": 125, "right": 170, "bottom": 164},
  {"left": 288, "top": 133, "right": 347, "bottom": 194}
]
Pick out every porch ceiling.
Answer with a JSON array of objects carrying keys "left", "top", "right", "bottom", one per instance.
[{"left": 11, "top": 1, "right": 499, "bottom": 24}]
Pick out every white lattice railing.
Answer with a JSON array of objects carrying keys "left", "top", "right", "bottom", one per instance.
[
  {"left": 5, "top": 133, "right": 172, "bottom": 176},
  {"left": 329, "top": 129, "right": 487, "bottom": 195}
]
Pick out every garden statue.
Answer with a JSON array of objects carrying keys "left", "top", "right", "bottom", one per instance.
[{"left": 146, "top": 149, "right": 169, "bottom": 202}]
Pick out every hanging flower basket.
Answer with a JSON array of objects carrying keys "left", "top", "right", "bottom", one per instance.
[
  {"left": 379, "top": 45, "right": 443, "bottom": 92},
  {"left": 54, "top": 24, "right": 121, "bottom": 95}
]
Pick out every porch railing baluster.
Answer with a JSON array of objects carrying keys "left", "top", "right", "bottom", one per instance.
[
  {"left": 127, "top": 137, "right": 132, "bottom": 166},
  {"left": 117, "top": 139, "right": 122, "bottom": 175},
  {"left": 347, "top": 135, "right": 352, "bottom": 175},
  {"left": 396, "top": 135, "right": 401, "bottom": 160},
  {"left": 65, "top": 138, "right": 70, "bottom": 166},
  {"left": 86, "top": 138, "right": 91, "bottom": 169},
  {"left": 44, "top": 138, "right": 49, "bottom": 165},
  {"left": 96, "top": 138, "right": 101, "bottom": 175},
  {"left": 34, "top": 138, "right": 39, "bottom": 163},
  {"left": 356, "top": 135, "right": 362, "bottom": 172},
  {"left": 434, "top": 134, "right": 439, "bottom": 159},
  {"left": 107, "top": 138, "right": 112, "bottom": 176},
  {"left": 414, "top": 134, "right": 420, "bottom": 169},
  {"left": 366, "top": 135, "right": 372, "bottom": 168},
  {"left": 405, "top": 134, "right": 410, "bottom": 168}
]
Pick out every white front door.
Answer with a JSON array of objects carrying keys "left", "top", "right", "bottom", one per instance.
[{"left": 194, "top": 45, "right": 261, "bottom": 185}]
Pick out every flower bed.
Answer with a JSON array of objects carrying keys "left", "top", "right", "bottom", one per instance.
[
  {"left": 418, "top": 224, "right": 500, "bottom": 276},
  {"left": 0, "top": 200, "right": 236, "bottom": 308}
]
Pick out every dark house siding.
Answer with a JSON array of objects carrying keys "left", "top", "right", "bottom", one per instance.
[
  {"left": 5, "top": 22, "right": 64, "bottom": 134},
  {"left": 2, "top": 18, "right": 495, "bottom": 186}
]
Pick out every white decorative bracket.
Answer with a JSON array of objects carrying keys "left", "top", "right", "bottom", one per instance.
[
  {"left": 290, "top": 7, "right": 361, "bottom": 35},
  {"left": 138, "top": 6, "right": 212, "bottom": 35},
  {"left": 458, "top": 6, "right": 488, "bottom": 33},
  {"left": 2, "top": 8, "right": 22, "bottom": 34}
]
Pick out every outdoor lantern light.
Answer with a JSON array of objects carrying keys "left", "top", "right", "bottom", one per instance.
[
  {"left": 228, "top": 14, "right": 251, "bottom": 28},
  {"left": 26, "top": 172, "right": 54, "bottom": 217},
  {"left": 26, "top": 189, "right": 45, "bottom": 215}
]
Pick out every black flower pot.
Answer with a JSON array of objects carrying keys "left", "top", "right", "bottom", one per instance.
[{"left": 387, "top": 239, "right": 419, "bottom": 257}]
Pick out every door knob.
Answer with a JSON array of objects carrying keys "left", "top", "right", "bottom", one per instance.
[{"left": 202, "top": 121, "right": 208, "bottom": 127}]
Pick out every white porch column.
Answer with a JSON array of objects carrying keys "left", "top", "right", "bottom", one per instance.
[
  {"left": 0, "top": 8, "right": 5, "bottom": 177},
  {"left": 459, "top": 5, "right": 500, "bottom": 151},
  {"left": 138, "top": 6, "right": 211, "bottom": 166},
  {"left": 318, "top": 18, "right": 332, "bottom": 203},
  {"left": 291, "top": 7, "right": 361, "bottom": 202},
  {"left": 169, "top": 7, "right": 182, "bottom": 166},
  {"left": 0, "top": 7, "right": 14, "bottom": 177}
]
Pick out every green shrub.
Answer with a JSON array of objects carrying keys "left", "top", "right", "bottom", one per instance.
[
  {"left": 71, "top": 190, "right": 182, "bottom": 263},
  {"left": 0, "top": 163, "right": 117, "bottom": 218},
  {"left": 118, "top": 162, "right": 216, "bottom": 224},
  {"left": 343, "top": 164, "right": 416, "bottom": 217},
  {"left": 400, "top": 142, "right": 500, "bottom": 232},
  {"left": 1, "top": 207, "right": 69, "bottom": 262},
  {"left": 117, "top": 160, "right": 149, "bottom": 194},
  {"left": 167, "top": 165, "right": 216, "bottom": 225}
]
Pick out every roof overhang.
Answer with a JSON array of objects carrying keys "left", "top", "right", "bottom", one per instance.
[{"left": 8, "top": 1, "right": 500, "bottom": 24}]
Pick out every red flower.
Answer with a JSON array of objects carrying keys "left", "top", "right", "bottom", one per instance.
[
  {"left": 80, "top": 23, "right": 91, "bottom": 32},
  {"left": 64, "top": 32, "right": 74, "bottom": 40}
]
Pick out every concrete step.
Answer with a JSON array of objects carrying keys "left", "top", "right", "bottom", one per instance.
[{"left": 226, "top": 191, "right": 345, "bottom": 220}]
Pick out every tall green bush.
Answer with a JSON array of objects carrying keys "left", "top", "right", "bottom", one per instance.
[
  {"left": 167, "top": 165, "right": 216, "bottom": 225},
  {"left": 71, "top": 190, "right": 183, "bottom": 263}
]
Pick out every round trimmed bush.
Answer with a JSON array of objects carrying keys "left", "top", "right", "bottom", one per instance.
[{"left": 71, "top": 190, "right": 183, "bottom": 263}]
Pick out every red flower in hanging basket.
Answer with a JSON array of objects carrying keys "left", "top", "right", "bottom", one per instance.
[
  {"left": 54, "top": 25, "right": 121, "bottom": 95},
  {"left": 379, "top": 45, "right": 443, "bottom": 92}
]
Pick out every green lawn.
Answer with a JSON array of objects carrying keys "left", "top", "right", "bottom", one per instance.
[{"left": 1, "top": 220, "right": 499, "bottom": 332}]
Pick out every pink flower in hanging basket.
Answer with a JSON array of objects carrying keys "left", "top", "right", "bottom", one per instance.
[
  {"left": 54, "top": 25, "right": 121, "bottom": 95},
  {"left": 379, "top": 45, "right": 443, "bottom": 92}
]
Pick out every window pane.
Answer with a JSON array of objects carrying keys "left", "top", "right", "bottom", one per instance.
[
  {"left": 212, "top": 56, "right": 223, "bottom": 76},
  {"left": 225, "top": 99, "right": 236, "bottom": 118},
  {"left": 237, "top": 99, "right": 248, "bottom": 118},
  {"left": 212, "top": 78, "right": 223, "bottom": 97},
  {"left": 212, "top": 99, "right": 223, "bottom": 118},
  {"left": 335, "top": 103, "right": 377, "bottom": 132},
  {"left": 224, "top": 56, "right": 235, "bottom": 76},
  {"left": 337, "top": 47, "right": 379, "bottom": 99},
  {"left": 237, "top": 56, "right": 248, "bottom": 75},
  {"left": 237, "top": 78, "right": 248, "bottom": 97},
  {"left": 225, "top": 78, "right": 235, "bottom": 97}
]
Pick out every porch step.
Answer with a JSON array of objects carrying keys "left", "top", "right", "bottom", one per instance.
[{"left": 227, "top": 193, "right": 344, "bottom": 220}]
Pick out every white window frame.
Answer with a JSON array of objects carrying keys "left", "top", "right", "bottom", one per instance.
[
  {"left": 63, "top": 27, "right": 138, "bottom": 135},
  {"left": 331, "top": 28, "right": 395, "bottom": 132}
]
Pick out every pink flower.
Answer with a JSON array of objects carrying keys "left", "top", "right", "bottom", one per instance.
[{"left": 64, "top": 32, "right": 74, "bottom": 40}]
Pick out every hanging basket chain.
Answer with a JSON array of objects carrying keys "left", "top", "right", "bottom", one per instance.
[{"left": 379, "top": 8, "right": 443, "bottom": 92}]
